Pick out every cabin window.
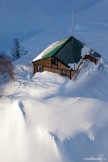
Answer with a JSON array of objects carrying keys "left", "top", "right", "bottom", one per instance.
[
  {"left": 61, "top": 70, "right": 66, "bottom": 76},
  {"left": 38, "top": 66, "right": 43, "bottom": 72},
  {"left": 51, "top": 58, "right": 58, "bottom": 68}
]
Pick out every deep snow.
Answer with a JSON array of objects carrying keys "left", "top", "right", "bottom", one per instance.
[
  {"left": 0, "top": 0, "right": 108, "bottom": 161},
  {"left": 1, "top": 0, "right": 108, "bottom": 61},
  {"left": 0, "top": 58, "right": 108, "bottom": 162}
]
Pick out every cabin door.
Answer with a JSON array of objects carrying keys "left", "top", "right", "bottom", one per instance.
[{"left": 38, "top": 66, "right": 43, "bottom": 72}]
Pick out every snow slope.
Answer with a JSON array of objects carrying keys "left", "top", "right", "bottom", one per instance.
[
  {"left": 0, "top": 0, "right": 108, "bottom": 161},
  {"left": 0, "top": 58, "right": 108, "bottom": 162}
]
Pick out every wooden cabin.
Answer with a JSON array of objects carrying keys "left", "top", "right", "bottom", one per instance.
[
  {"left": 31, "top": 36, "right": 101, "bottom": 79},
  {"left": 31, "top": 36, "right": 84, "bottom": 79},
  {"left": 32, "top": 57, "right": 77, "bottom": 79}
]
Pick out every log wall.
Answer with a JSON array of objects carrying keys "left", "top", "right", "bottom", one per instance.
[
  {"left": 84, "top": 55, "right": 96, "bottom": 64},
  {"left": 33, "top": 57, "right": 77, "bottom": 79},
  {"left": 33, "top": 58, "right": 51, "bottom": 67},
  {"left": 58, "top": 61, "right": 70, "bottom": 70}
]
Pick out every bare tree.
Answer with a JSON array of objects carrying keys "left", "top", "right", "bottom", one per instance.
[
  {"left": 12, "top": 38, "right": 28, "bottom": 61},
  {"left": 0, "top": 52, "right": 14, "bottom": 80}
]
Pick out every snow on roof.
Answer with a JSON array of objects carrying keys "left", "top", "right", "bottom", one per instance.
[
  {"left": 31, "top": 41, "right": 58, "bottom": 62},
  {"left": 68, "top": 63, "right": 77, "bottom": 69},
  {"left": 81, "top": 46, "right": 101, "bottom": 59},
  {"left": 81, "top": 45, "right": 90, "bottom": 57},
  {"left": 31, "top": 37, "right": 69, "bottom": 62}
]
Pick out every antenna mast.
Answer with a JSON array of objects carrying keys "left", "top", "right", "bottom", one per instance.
[{"left": 71, "top": 8, "right": 74, "bottom": 36}]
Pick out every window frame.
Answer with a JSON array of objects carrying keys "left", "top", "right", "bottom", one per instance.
[
  {"left": 38, "top": 65, "right": 43, "bottom": 72},
  {"left": 51, "top": 57, "right": 58, "bottom": 68},
  {"left": 61, "top": 69, "right": 67, "bottom": 76}
]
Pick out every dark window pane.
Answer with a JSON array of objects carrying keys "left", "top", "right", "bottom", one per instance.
[
  {"left": 61, "top": 70, "right": 66, "bottom": 75},
  {"left": 51, "top": 58, "right": 57, "bottom": 65},
  {"left": 38, "top": 66, "right": 43, "bottom": 72}
]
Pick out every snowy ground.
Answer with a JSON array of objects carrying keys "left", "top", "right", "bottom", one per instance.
[
  {"left": 0, "top": 59, "right": 108, "bottom": 162},
  {"left": 0, "top": 0, "right": 108, "bottom": 161}
]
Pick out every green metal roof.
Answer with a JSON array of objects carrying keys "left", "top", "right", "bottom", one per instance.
[
  {"left": 32, "top": 36, "right": 101, "bottom": 68},
  {"left": 42, "top": 37, "right": 69, "bottom": 59},
  {"left": 32, "top": 37, "right": 70, "bottom": 62},
  {"left": 55, "top": 36, "right": 83, "bottom": 64}
]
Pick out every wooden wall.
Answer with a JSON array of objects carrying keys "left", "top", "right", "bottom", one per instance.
[
  {"left": 84, "top": 55, "right": 96, "bottom": 64},
  {"left": 58, "top": 61, "right": 70, "bottom": 71},
  {"left": 33, "top": 58, "right": 51, "bottom": 67},
  {"left": 33, "top": 57, "right": 77, "bottom": 79},
  {"left": 44, "top": 67, "right": 61, "bottom": 75},
  {"left": 33, "top": 63, "right": 37, "bottom": 73},
  {"left": 71, "top": 70, "right": 76, "bottom": 78}
]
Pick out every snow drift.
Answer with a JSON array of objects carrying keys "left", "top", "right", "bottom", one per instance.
[{"left": 0, "top": 58, "right": 108, "bottom": 162}]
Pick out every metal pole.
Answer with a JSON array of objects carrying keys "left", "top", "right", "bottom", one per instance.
[{"left": 71, "top": 8, "right": 74, "bottom": 35}]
